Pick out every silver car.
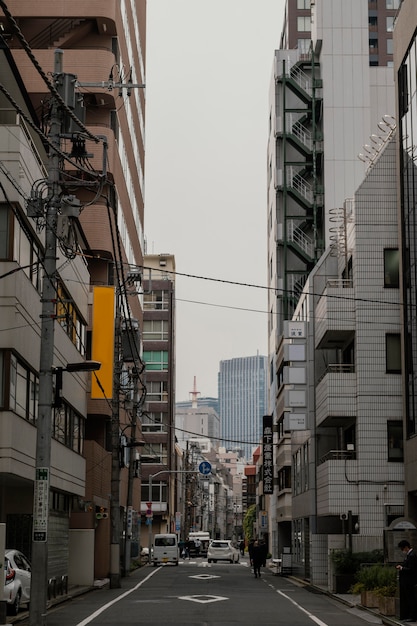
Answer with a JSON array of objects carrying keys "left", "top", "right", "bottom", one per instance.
[
  {"left": 207, "top": 540, "right": 240, "bottom": 563},
  {"left": 4, "top": 549, "right": 31, "bottom": 615}
]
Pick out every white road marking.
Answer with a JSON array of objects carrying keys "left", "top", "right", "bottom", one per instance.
[
  {"left": 178, "top": 595, "right": 228, "bottom": 604},
  {"left": 277, "top": 589, "right": 329, "bottom": 626},
  {"left": 75, "top": 568, "right": 160, "bottom": 626}
]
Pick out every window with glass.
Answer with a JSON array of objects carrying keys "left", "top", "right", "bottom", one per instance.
[
  {"left": 141, "top": 411, "right": 167, "bottom": 432},
  {"left": 53, "top": 402, "right": 84, "bottom": 454},
  {"left": 297, "top": 16, "right": 311, "bottom": 32},
  {"left": 384, "top": 249, "right": 399, "bottom": 287},
  {"left": 143, "top": 319, "right": 168, "bottom": 341},
  {"left": 143, "top": 350, "right": 168, "bottom": 371},
  {"left": 386, "top": 16, "right": 394, "bottom": 32},
  {"left": 146, "top": 381, "right": 168, "bottom": 402},
  {"left": 387, "top": 421, "right": 404, "bottom": 461},
  {"left": 143, "top": 290, "right": 169, "bottom": 310},
  {"left": 141, "top": 481, "right": 167, "bottom": 503},
  {"left": 9, "top": 353, "right": 39, "bottom": 422},
  {"left": 297, "top": 0, "right": 310, "bottom": 8},
  {"left": 387, "top": 38, "right": 393, "bottom": 55},
  {"left": 386, "top": 0, "right": 400, "bottom": 8},
  {"left": 56, "top": 282, "right": 87, "bottom": 355},
  {"left": 0, "top": 204, "right": 42, "bottom": 291},
  {"left": 386, "top": 334, "right": 401, "bottom": 373},
  {"left": 140, "top": 443, "right": 167, "bottom": 465},
  {"left": 297, "top": 38, "right": 311, "bottom": 55}
]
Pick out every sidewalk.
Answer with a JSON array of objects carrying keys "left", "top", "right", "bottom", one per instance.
[{"left": 288, "top": 577, "right": 403, "bottom": 626}]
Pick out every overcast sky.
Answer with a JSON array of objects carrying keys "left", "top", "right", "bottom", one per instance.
[{"left": 144, "top": 1, "right": 286, "bottom": 402}]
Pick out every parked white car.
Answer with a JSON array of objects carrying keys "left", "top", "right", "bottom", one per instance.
[
  {"left": 207, "top": 540, "right": 240, "bottom": 563},
  {"left": 4, "top": 549, "right": 31, "bottom": 615}
]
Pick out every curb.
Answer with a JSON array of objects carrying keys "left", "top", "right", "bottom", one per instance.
[{"left": 287, "top": 576, "right": 402, "bottom": 626}]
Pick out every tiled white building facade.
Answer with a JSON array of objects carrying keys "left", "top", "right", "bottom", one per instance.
[{"left": 266, "top": 0, "right": 404, "bottom": 586}]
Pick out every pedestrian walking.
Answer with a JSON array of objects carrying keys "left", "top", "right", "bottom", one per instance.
[
  {"left": 194, "top": 538, "right": 201, "bottom": 557},
  {"left": 396, "top": 539, "right": 417, "bottom": 622},
  {"left": 239, "top": 539, "right": 245, "bottom": 556},
  {"left": 252, "top": 540, "right": 264, "bottom": 578},
  {"left": 248, "top": 538, "right": 255, "bottom": 573}
]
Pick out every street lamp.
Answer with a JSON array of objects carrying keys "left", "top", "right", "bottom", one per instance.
[{"left": 30, "top": 359, "right": 100, "bottom": 626}]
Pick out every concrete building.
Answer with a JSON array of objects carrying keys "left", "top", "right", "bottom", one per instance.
[
  {"left": 218, "top": 355, "right": 268, "bottom": 461},
  {"left": 286, "top": 134, "right": 403, "bottom": 586},
  {"left": 176, "top": 404, "right": 220, "bottom": 451},
  {"left": 0, "top": 0, "right": 147, "bottom": 592},
  {"left": 267, "top": 0, "right": 401, "bottom": 585},
  {"left": 140, "top": 254, "right": 177, "bottom": 541},
  {"left": 394, "top": 0, "right": 417, "bottom": 526}
]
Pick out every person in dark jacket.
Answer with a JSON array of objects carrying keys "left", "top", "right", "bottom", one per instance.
[
  {"left": 396, "top": 539, "right": 417, "bottom": 621},
  {"left": 259, "top": 539, "right": 268, "bottom": 566},
  {"left": 252, "top": 540, "right": 264, "bottom": 578},
  {"left": 248, "top": 538, "right": 255, "bottom": 566}
]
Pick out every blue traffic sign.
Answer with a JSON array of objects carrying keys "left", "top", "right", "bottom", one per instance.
[{"left": 199, "top": 461, "right": 212, "bottom": 475}]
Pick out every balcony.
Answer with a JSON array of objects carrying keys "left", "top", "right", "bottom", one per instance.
[
  {"left": 316, "top": 456, "right": 358, "bottom": 516},
  {"left": 315, "top": 279, "right": 355, "bottom": 349},
  {"left": 315, "top": 366, "right": 356, "bottom": 428}
]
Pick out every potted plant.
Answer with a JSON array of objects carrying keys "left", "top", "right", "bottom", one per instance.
[
  {"left": 331, "top": 549, "right": 383, "bottom": 594},
  {"left": 351, "top": 564, "right": 383, "bottom": 607},
  {"left": 374, "top": 567, "right": 397, "bottom": 616}
]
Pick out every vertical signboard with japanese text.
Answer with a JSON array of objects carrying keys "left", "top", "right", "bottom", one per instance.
[{"left": 263, "top": 415, "right": 273, "bottom": 495}]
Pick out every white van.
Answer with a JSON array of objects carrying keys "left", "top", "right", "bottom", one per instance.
[
  {"left": 188, "top": 531, "right": 211, "bottom": 556},
  {"left": 152, "top": 533, "right": 179, "bottom": 566}
]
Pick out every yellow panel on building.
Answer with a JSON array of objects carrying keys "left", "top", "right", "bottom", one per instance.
[{"left": 91, "top": 286, "right": 115, "bottom": 399}]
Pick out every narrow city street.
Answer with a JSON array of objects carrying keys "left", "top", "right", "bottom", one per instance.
[{"left": 14, "top": 557, "right": 385, "bottom": 626}]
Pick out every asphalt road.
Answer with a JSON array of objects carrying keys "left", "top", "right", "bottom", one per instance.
[{"left": 15, "top": 557, "right": 385, "bottom": 626}]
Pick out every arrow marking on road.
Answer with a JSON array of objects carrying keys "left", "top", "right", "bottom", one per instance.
[{"left": 178, "top": 595, "right": 228, "bottom": 604}]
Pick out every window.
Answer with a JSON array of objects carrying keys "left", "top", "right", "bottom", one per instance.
[
  {"left": 297, "top": 16, "right": 311, "bottom": 32},
  {"left": 0, "top": 204, "right": 42, "bottom": 291},
  {"left": 53, "top": 402, "right": 84, "bottom": 453},
  {"left": 143, "top": 290, "right": 169, "bottom": 310},
  {"left": 297, "top": 38, "right": 311, "bottom": 55},
  {"left": 146, "top": 381, "right": 168, "bottom": 402},
  {"left": 387, "top": 38, "right": 393, "bottom": 55},
  {"left": 386, "top": 16, "right": 394, "bottom": 32},
  {"left": 386, "top": 334, "right": 401, "bottom": 373},
  {"left": 56, "top": 282, "right": 87, "bottom": 355},
  {"left": 140, "top": 443, "right": 167, "bottom": 464},
  {"left": 369, "top": 38, "right": 378, "bottom": 50},
  {"left": 143, "top": 320, "right": 168, "bottom": 341},
  {"left": 277, "top": 466, "right": 291, "bottom": 491},
  {"left": 369, "top": 16, "right": 378, "bottom": 29},
  {"left": 141, "top": 481, "right": 167, "bottom": 503},
  {"left": 141, "top": 411, "right": 167, "bottom": 432},
  {"left": 9, "top": 353, "right": 39, "bottom": 422},
  {"left": 0, "top": 204, "right": 10, "bottom": 258},
  {"left": 384, "top": 249, "right": 399, "bottom": 287},
  {"left": 143, "top": 351, "right": 168, "bottom": 371},
  {"left": 386, "top": 0, "right": 400, "bottom": 8},
  {"left": 297, "top": 0, "right": 310, "bottom": 8},
  {"left": 387, "top": 421, "right": 404, "bottom": 461}
]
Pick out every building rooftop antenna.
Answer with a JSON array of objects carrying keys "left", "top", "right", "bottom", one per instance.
[{"left": 189, "top": 376, "right": 201, "bottom": 409}]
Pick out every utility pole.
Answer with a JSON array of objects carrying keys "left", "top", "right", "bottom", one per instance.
[
  {"left": 110, "top": 282, "right": 122, "bottom": 588},
  {"left": 29, "top": 49, "right": 63, "bottom": 626}
]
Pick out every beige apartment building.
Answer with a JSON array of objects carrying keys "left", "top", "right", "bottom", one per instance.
[{"left": 0, "top": 0, "right": 146, "bottom": 594}]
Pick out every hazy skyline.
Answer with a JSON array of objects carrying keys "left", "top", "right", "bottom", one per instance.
[{"left": 144, "top": 1, "right": 286, "bottom": 401}]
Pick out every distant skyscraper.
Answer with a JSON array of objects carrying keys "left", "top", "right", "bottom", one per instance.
[{"left": 218, "top": 355, "right": 268, "bottom": 460}]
